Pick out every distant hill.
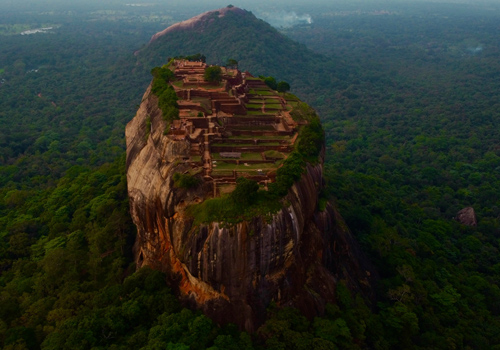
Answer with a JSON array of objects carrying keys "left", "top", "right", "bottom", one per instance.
[{"left": 135, "top": 6, "right": 346, "bottom": 114}]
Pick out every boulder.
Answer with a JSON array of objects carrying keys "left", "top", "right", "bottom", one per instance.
[{"left": 456, "top": 207, "right": 477, "bottom": 226}]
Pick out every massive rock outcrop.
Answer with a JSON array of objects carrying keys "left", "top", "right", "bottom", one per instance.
[
  {"left": 149, "top": 6, "right": 248, "bottom": 43},
  {"left": 126, "top": 71, "right": 374, "bottom": 332}
]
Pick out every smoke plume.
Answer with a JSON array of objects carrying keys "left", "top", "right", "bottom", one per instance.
[{"left": 257, "top": 10, "right": 313, "bottom": 28}]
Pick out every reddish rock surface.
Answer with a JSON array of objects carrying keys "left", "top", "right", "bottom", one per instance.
[
  {"left": 456, "top": 207, "right": 478, "bottom": 226},
  {"left": 126, "top": 76, "right": 375, "bottom": 332},
  {"left": 150, "top": 6, "right": 248, "bottom": 43}
]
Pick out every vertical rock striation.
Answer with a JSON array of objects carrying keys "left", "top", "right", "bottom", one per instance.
[{"left": 126, "top": 84, "right": 374, "bottom": 332}]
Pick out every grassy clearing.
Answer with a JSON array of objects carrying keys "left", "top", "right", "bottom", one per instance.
[
  {"left": 264, "top": 150, "right": 285, "bottom": 159},
  {"left": 284, "top": 92, "right": 300, "bottom": 101},
  {"left": 210, "top": 170, "right": 234, "bottom": 176},
  {"left": 191, "top": 97, "right": 211, "bottom": 110},
  {"left": 241, "top": 153, "right": 264, "bottom": 160},
  {"left": 246, "top": 110, "right": 275, "bottom": 115},
  {"left": 212, "top": 153, "right": 263, "bottom": 160},
  {"left": 264, "top": 104, "right": 282, "bottom": 109},
  {"left": 185, "top": 111, "right": 198, "bottom": 117},
  {"left": 203, "top": 82, "right": 225, "bottom": 90},
  {"left": 218, "top": 184, "right": 236, "bottom": 194},
  {"left": 245, "top": 103, "right": 263, "bottom": 109},
  {"left": 188, "top": 168, "right": 203, "bottom": 176},
  {"left": 249, "top": 89, "right": 275, "bottom": 96},
  {"left": 187, "top": 191, "right": 282, "bottom": 225},
  {"left": 258, "top": 142, "right": 281, "bottom": 146},
  {"left": 190, "top": 137, "right": 319, "bottom": 225},
  {"left": 171, "top": 80, "right": 184, "bottom": 88},
  {"left": 213, "top": 161, "right": 276, "bottom": 171}
]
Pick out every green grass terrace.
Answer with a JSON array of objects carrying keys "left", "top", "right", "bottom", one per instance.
[
  {"left": 211, "top": 152, "right": 263, "bottom": 161},
  {"left": 248, "top": 89, "right": 275, "bottom": 96}
]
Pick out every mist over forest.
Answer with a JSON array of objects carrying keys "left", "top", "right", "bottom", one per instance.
[{"left": 1, "top": 0, "right": 500, "bottom": 348}]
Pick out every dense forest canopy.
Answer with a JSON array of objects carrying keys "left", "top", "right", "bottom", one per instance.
[{"left": 1, "top": 1, "right": 500, "bottom": 348}]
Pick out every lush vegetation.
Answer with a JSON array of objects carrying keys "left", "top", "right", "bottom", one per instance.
[
  {"left": 2, "top": 1, "right": 500, "bottom": 349},
  {"left": 277, "top": 81, "right": 291, "bottom": 93},
  {"left": 188, "top": 108, "right": 323, "bottom": 224},
  {"left": 260, "top": 76, "right": 290, "bottom": 93},
  {"left": 173, "top": 53, "right": 207, "bottom": 63},
  {"left": 204, "top": 66, "right": 223, "bottom": 84},
  {"left": 284, "top": 2, "right": 500, "bottom": 348},
  {"left": 136, "top": 6, "right": 344, "bottom": 107},
  {"left": 0, "top": 7, "right": 182, "bottom": 349},
  {"left": 173, "top": 173, "right": 201, "bottom": 189},
  {"left": 150, "top": 66, "right": 179, "bottom": 128}
]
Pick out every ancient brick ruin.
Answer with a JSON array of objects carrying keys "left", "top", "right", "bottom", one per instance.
[{"left": 167, "top": 59, "right": 300, "bottom": 196}]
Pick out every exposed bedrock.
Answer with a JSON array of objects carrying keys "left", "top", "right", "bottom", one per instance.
[
  {"left": 126, "top": 86, "right": 375, "bottom": 332},
  {"left": 456, "top": 206, "right": 477, "bottom": 227}
]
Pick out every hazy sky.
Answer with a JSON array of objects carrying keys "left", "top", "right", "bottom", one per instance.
[
  {"left": 2, "top": 0, "right": 499, "bottom": 23},
  {"left": 3, "top": 0, "right": 500, "bottom": 9}
]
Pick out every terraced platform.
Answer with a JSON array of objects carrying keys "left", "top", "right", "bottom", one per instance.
[{"left": 166, "top": 59, "right": 299, "bottom": 196}]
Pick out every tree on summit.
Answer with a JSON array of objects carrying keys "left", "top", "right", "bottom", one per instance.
[
  {"left": 264, "top": 76, "right": 277, "bottom": 90},
  {"left": 204, "top": 66, "right": 223, "bottom": 83},
  {"left": 226, "top": 58, "right": 238, "bottom": 69},
  {"left": 277, "top": 81, "right": 291, "bottom": 93}
]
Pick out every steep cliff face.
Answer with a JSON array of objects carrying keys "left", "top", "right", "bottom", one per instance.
[{"left": 126, "top": 84, "right": 374, "bottom": 332}]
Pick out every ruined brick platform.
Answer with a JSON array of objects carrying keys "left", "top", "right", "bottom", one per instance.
[{"left": 167, "top": 59, "right": 299, "bottom": 196}]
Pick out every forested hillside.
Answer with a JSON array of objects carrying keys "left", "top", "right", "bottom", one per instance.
[
  {"left": 136, "top": 7, "right": 347, "bottom": 115},
  {"left": 1, "top": 1, "right": 500, "bottom": 349},
  {"left": 285, "top": 3, "right": 500, "bottom": 348}
]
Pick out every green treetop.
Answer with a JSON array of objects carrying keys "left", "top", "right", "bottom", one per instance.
[{"left": 204, "top": 66, "right": 223, "bottom": 83}]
